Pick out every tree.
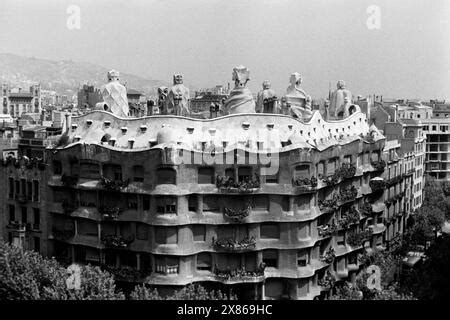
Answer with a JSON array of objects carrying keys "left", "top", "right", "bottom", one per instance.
[
  {"left": 328, "top": 249, "right": 415, "bottom": 300},
  {"left": 404, "top": 234, "right": 450, "bottom": 300},
  {"left": 130, "top": 284, "right": 236, "bottom": 300},
  {"left": 0, "top": 242, "right": 124, "bottom": 300}
]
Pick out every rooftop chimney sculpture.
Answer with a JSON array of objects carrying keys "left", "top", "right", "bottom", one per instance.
[
  {"left": 165, "top": 74, "right": 190, "bottom": 116},
  {"left": 285, "top": 72, "right": 312, "bottom": 119},
  {"left": 101, "top": 69, "right": 129, "bottom": 117},
  {"left": 329, "top": 80, "right": 353, "bottom": 118},
  {"left": 223, "top": 65, "right": 256, "bottom": 114},
  {"left": 256, "top": 80, "right": 279, "bottom": 114}
]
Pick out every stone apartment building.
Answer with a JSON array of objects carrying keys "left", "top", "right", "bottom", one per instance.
[{"left": 1, "top": 107, "right": 414, "bottom": 299}]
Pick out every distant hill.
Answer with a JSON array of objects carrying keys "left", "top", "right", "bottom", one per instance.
[{"left": 0, "top": 53, "right": 169, "bottom": 97}]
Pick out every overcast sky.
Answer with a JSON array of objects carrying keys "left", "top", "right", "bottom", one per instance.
[{"left": 0, "top": 0, "right": 449, "bottom": 100}]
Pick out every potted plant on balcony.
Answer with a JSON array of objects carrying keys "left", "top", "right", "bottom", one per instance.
[
  {"left": 223, "top": 204, "right": 251, "bottom": 222},
  {"left": 320, "top": 247, "right": 336, "bottom": 264},
  {"left": 99, "top": 206, "right": 122, "bottom": 220},
  {"left": 318, "top": 195, "right": 339, "bottom": 212},
  {"left": 371, "top": 160, "right": 386, "bottom": 171},
  {"left": 318, "top": 271, "right": 336, "bottom": 290},
  {"left": 101, "top": 234, "right": 135, "bottom": 248},
  {"left": 293, "top": 176, "right": 318, "bottom": 190},
  {"left": 338, "top": 163, "right": 357, "bottom": 179},
  {"left": 318, "top": 223, "right": 338, "bottom": 237},
  {"left": 322, "top": 173, "right": 340, "bottom": 186},
  {"left": 337, "top": 186, "right": 358, "bottom": 204},
  {"left": 100, "top": 176, "right": 130, "bottom": 192},
  {"left": 360, "top": 202, "right": 373, "bottom": 217}
]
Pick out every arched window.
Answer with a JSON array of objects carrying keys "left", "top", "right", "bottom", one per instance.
[{"left": 157, "top": 168, "right": 176, "bottom": 184}]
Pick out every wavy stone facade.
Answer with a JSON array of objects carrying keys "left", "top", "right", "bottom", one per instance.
[{"left": 2, "top": 109, "right": 395, "bottom": 299}]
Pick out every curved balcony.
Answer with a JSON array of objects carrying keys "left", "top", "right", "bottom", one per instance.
[
  {"left": 369, "top": 178, "right": 386, "bottom": 194},
  {"left": 317, "top": 224, "right": 337, "bottom": 238},
  {"left": 101, "top": 234, "right": 135, "bottom": 249},
  {"left": 346, "top": 229, "right": 373, "bottom": 247},
  {"left": 213, "top": 263, "right": 266, "bottom": 284},
  {"left": 337, "top": 207, "right": 360, "bottom": 230},
  {"left": 223, "top": 205, "right": 251, "bottom": 223},
  {"left": 292, "top": 176, "right": 318, "bottom": 193},
  {"left": 211, "top": 236, "right": 256, "bottom": 252},
  {"left": 319, "top": 247, "right": 336, "bottom": 264},
  {"left": 216, "top": 174, "right": 261, "bottom": 194}
]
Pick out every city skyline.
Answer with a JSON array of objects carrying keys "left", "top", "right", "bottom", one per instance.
[{"left": 0, "top": 0, "right": 449, "bottom": 100}]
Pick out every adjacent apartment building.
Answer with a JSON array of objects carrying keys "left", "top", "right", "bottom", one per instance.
[{"left": 422, "top": 103, "right": 450, "bottom": 181}]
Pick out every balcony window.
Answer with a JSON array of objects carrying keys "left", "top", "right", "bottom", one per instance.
[
  {"left": 157, "top": 168, "right": 176, "bottom": 185},
  {"left": 156, "top": 197, "right": 177, "bottom": 214},
  {"left": 317, "top": 161, "right": 325, "bottom": 176},
  {"left": 143, "top": 195, "right": 150, "bottom": 211},
  {"left": 225, "top": 168, "right": 235, "bottom": 179},
  {"left": 32, "top": 180, "right": 39, "bottom": 202},
  {"left": 80, "top": 191, "right": 96, "bottom": 207},
  {"left": 79, "top": 161, "right": 100, "bottom": 179},
  {"left": 21, "top": 207, "right": 27, "bottom": 224},
  {"left": 193, "top": 225, "right": 206, "bottom": 242},
  {"left": 327, "top": 159, "right": 337, "bottom": 175},
  {"left": 103, "top": 164, "right": 122, "bottom": 181},
  {"left": 136, "top": 223, "right": 149, "bottom": 240},
  {"left": 15, "top": 180, "right": 20, "bottom": 198},
  {"left": 132, "top": 165, "right": 144, "bottom": 182},
  {"left": 127, "top": 195, "right": 138, "bottom": 210},
  {"left": 198, "top": 167, "right": 215, "bottom": 184},
  {"left": 203, "top": 195, "right": 220, "bottom": 213},
  {"left": 20, "top": 179, "right": 26, "bottom": 196},
  {"left": 196, "top": 253, "right": 212, "bottom": 271},
  {"left": 78, "top": 219, "right": 98, "bottom": 237},
  {"left": 297, "top": 250, "right": 309, "bottom": 267},
  {"left": 294, "top": 164, "right": 310, "bottom": 180},
  {"left": 188, "top": 195, "right": 197, "bottom": 212},
  {"left": 251, "top": 195, "right": 269, "bottom": 211},
  {"left": 264, "top": 168, "right": 278, "bottom": 184},
  {"left": 53, "top": 160, "right": 62, "bottom": 175},
  {"left": 33, "top": 208, "right": 40, "bottom": 228},
  {"left": 262, "top": 250, "right": 278, "bottom": 268},
  {"left": 8, "top": 178, "right": 13, "bottom": 199},
  {"left": 295, "top": 195, "right": 310, "bottom": 211},
  {"left": 27, "top": 181, "right": 32, "bottom": 200},
  {"left": 298, "top": 222, "right": 310, "bottom": 239},
  {"left": 9, "top": 205, "right": 15, "bottom": 222},
  {"left": 155, "top": 227, "right": 178, "bottom": 244},
  {"left": 260, "top": 223, "right": 280, "bottom": 239},
  {"left": 337, "top": 231, "right": 345, "bottom": 246},
  {"left": 155, "top": 256, "right": 179, "bottom": 274},
  {"left": 34, "top": 237, "right": 40, "bottom": 253},
  {"left": 238, "top": 167, "right": 252, "bottom": 182}
]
